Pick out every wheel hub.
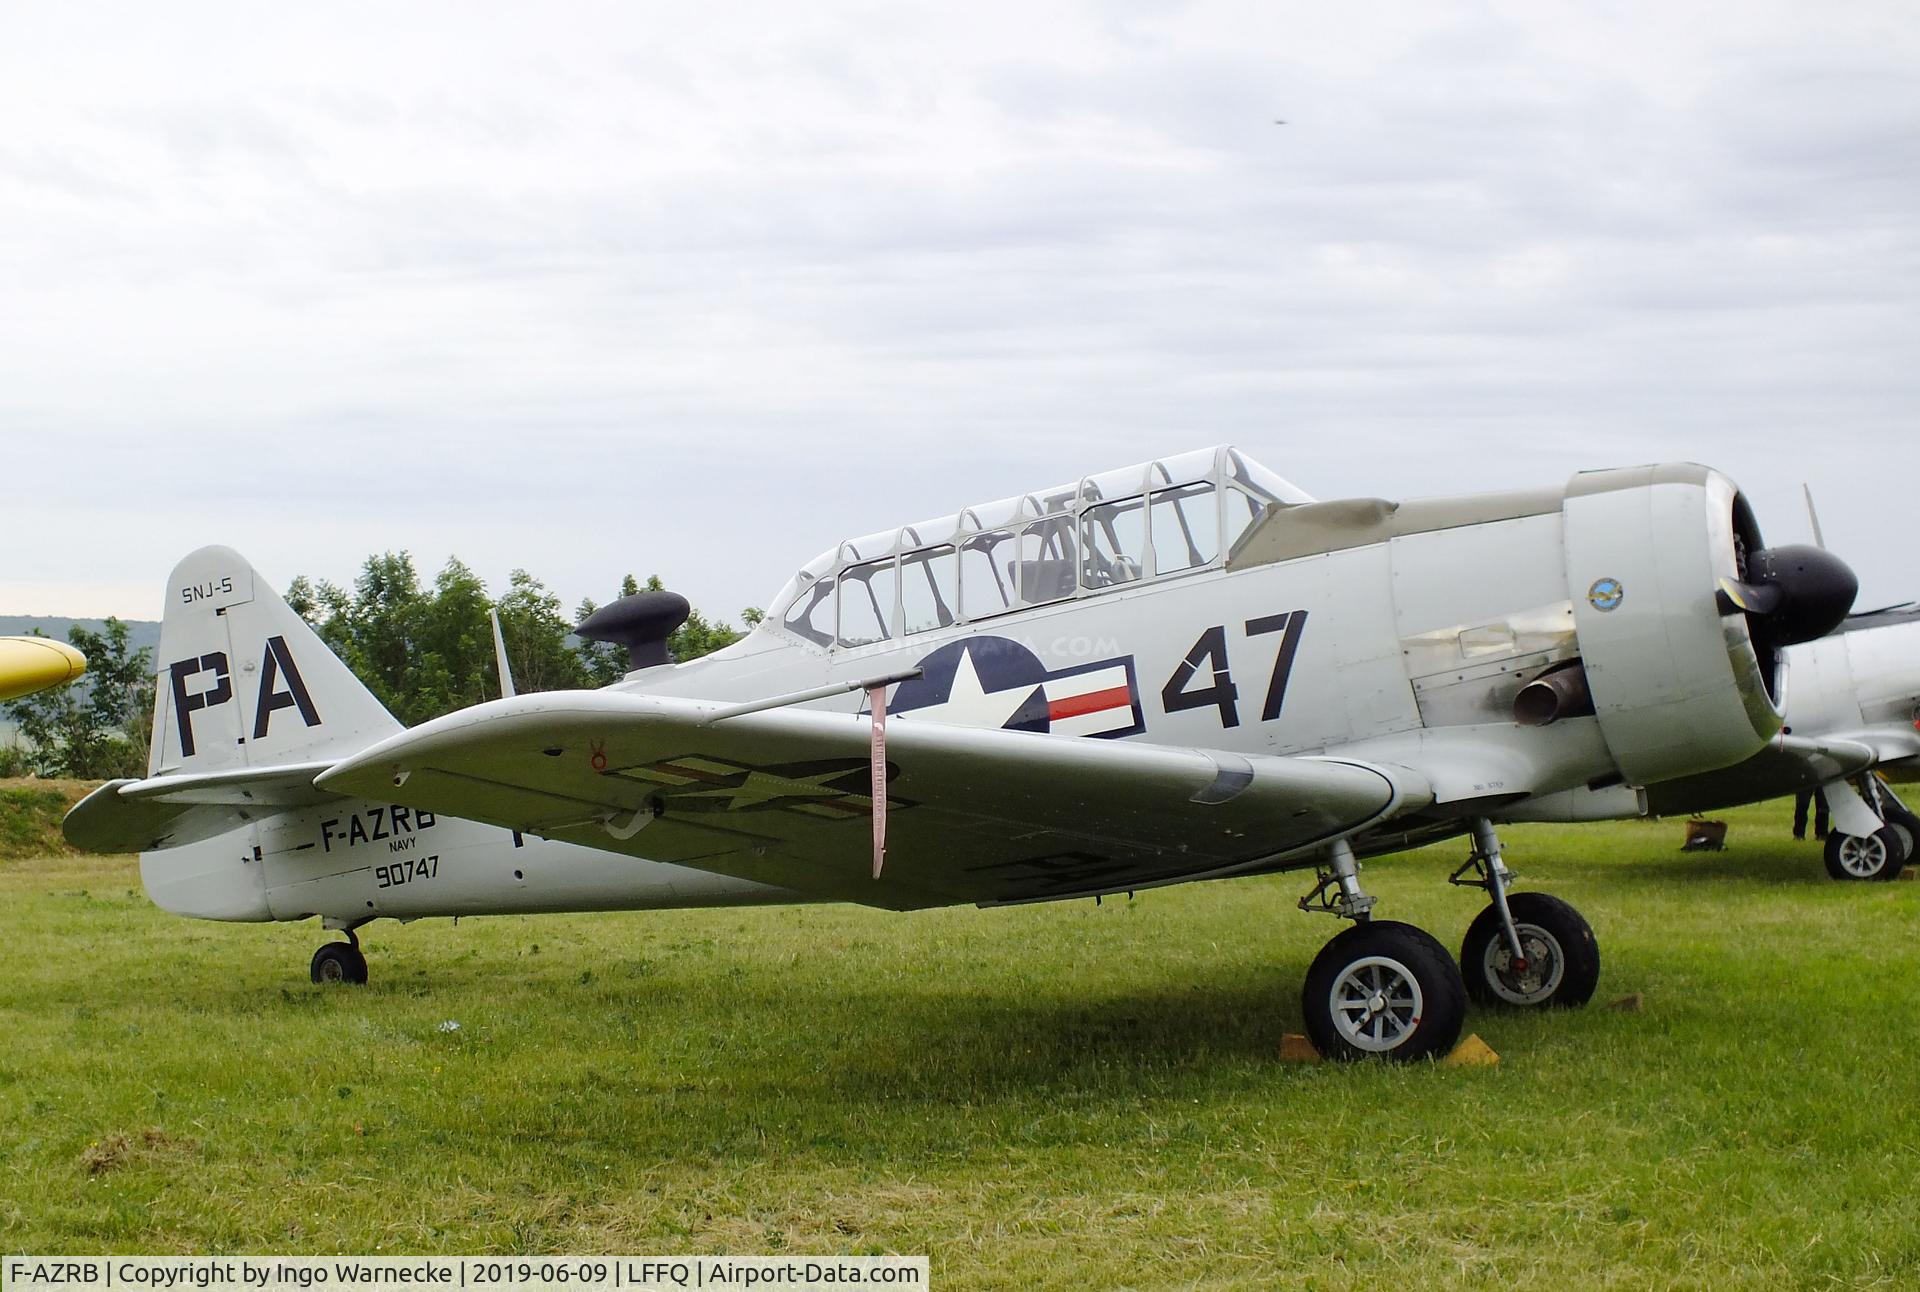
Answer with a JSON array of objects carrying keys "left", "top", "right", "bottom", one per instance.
[
  {"left": 1483, "top": 924, "right": 1565, "bottom": 1005},
  {"left": 1330, "top": 955, "right": 1425, "bottom": 1052},
  {"left": 1839, "top": 834, "right": 1886, "bottom": 877}
]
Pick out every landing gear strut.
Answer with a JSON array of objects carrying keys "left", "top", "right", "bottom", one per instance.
[
  {"left": 1452, "top": 819, "right": 1599, "bottom": 1009},
  {"left": 310, "top": 926, "right": 369, "bottom": 985},
  {"left": 1824, "top": 776, "right": 1912, "bottom": 881},
  {"left": 1881, "top": 787, "right": 1920, "bottom": 864},
  {"left": 1298, "top": 839, "right": 1466, "bottom": 1062}
]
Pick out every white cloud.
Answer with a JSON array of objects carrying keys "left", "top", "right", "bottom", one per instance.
[{"left": 0, "top": 0, "right": 1914, "bottom": 619}]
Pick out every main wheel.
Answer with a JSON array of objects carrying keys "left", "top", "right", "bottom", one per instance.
[
  {"left": 1460, "top": 892, "right": 1600, "bottom": 1009},
  {"left": 1878, "top": 801, "right": 1920, "bottom": 863},
  {"left": 1824, "top": 827, "right": 1906, "bottom": 882},
  {"left": 1301, "top": 921, "right": 1466, "bottom": 1062},
  {"left": 310, "top": 941, "right": 369, "bottom": 985}
]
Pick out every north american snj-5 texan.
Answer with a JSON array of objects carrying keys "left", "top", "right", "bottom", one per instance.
[{"left": 66, "top": 447, "right": 1862, "bottom": 1061}]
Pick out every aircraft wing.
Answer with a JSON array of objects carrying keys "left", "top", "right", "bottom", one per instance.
[
  {"left": 1822, "top": 726, "right": 1920, "bottom": 767},
  {"left": 315, "top": 692, "right": 1430, "bottom": 910},
  {"left": 64, "top": 760, "right": 341, "bottom": 853},
  {"left": 1641, "top": 734, "right": 1881, "bottom": 818}
]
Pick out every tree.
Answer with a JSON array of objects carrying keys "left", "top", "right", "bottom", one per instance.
[
  {"left": 4, "top": 555, "right": 764, "bottom": 781},
  {"left": 414, "top": 559, "right": 497, "bottom": 715},
  {"left": 496, "top": 569, "right": 589, "bottom": 695},
  {"left": 575, "top": 573, "right": 764, "bottom": 682},
  {"left": 345, "top": 551, "right": 434, "bottom": 711},
  {"left": 635, "top": 573, "right": 762, "bottom": 662},
  {"left": 288, "top": 553, "right": 424, "bottom": 724},
  {"left": 288, "top": 552, "right": 493, "bottom": 726},
  {"left": 3, "top": 619, "right": 154, "bottom": 778},
  {"left": 285, "top": 555, "right": 763, "bottom": 726},
  {"left": 573, "top": 595, "right": 630, "bottom": 688}
]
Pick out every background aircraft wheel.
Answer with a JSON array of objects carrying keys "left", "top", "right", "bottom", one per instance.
[
  {"left": 310, "top": 941, "right": 369, "bottom": 985},
  {"left": 1301, "top": 921, "right": 1465, "bottom": 1062},
  {"left": 1879, "top": 802, "right": 1920, "bottom": 862},
  {"left": 1460, "top": 892, "right": 1600, "bottom": 1009},
  {"left": 1824, "top": 827, "right": 1906, "bottom": 882}
]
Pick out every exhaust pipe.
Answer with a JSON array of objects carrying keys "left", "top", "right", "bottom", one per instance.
[{"left": 1514, "top": 661, "right": 1595, "bottom": 727}]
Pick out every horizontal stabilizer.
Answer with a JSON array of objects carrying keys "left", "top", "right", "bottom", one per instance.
[{"left": 64, "top": 761, "right": 339, "bottom": 853}]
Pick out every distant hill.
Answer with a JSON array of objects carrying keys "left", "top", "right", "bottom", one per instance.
[{"left": 0, "top": 617, "right": 161, "bottom": 657}]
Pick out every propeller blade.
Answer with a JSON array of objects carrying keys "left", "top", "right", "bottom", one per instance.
[
  {"left": 1802, "top": 484, "right": 1826, "bottom": 549},
  {"left": 1717, "top": 577, "right": 1784, "bottom": 616}
]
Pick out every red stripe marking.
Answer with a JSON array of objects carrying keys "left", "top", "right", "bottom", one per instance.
[{"left": 1048, "top": 685, "right": 1132, "bottom": 721}]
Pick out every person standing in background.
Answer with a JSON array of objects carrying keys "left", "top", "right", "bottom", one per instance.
[{"left": 1793, "top": 786, "right": 1831, "bottom": 841}]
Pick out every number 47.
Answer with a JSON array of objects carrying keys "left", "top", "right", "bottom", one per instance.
[{"left": 1160, "top": 612, "right": 1308, "bottom": 729}]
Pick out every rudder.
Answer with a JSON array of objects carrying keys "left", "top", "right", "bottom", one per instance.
[{"left": 150, "top": 546, "right": 401, "bottom": 776}]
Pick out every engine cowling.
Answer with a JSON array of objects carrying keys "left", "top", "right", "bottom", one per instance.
[{"left": 1560, "top": 464, "right": 1855, "bottom": 785}]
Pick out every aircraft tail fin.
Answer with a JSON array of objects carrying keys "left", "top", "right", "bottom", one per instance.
[{"left": 149, "top": 546, "right": 402, "bottom": 778}]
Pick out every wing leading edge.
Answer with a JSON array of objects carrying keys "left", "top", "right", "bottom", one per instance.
[
  {"left": 316, "top": 691, "right": 1431, "bottom": 910},
  {"left": 1640, "top": 733, "right": 1889, "bottom": 819}
]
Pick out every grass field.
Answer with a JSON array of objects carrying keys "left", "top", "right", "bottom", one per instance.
[{"left": 5, "top": 799, "right": 1920, "bottom": 1289}]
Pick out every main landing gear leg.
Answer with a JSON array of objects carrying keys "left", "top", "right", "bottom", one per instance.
[
  {"left": 1454, "top": 818, "right": 1599, "bottom": 1009},
  {"left": 1878, "top": 782, "right": 1920, "bottom": 865},
  {"left": 1298, "top": 838, "right": 1466, "bottom": 1062},
  {"left": 310, "top": 921, "right": 370, "bottom": 986},
  {"left": 1822, "top": 776, "right": 1910, "bottom": 881}
]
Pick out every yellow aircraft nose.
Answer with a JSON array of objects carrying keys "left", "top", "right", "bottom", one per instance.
[{"left": 0, "top": 636, "right": 88, "bottom": 703}]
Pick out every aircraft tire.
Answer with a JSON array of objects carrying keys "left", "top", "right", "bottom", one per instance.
[
  {"left": 1879, "top": 802, "right": 1920, "bottom": 863},
  {"left": 1824, "top": 827, "right": 1907, "bottom": 882},
  {"left": 1301, "top": 921, "right": 1465, "bottom": 1063},
  {"left": 310, "top": 941, "right": 369, "bottom": 985},
  {"left": 1460, "top": 892, "right": 1599, "bottom": 1009}
]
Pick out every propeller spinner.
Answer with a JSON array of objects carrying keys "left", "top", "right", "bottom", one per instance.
[{"left": 1718, "top": 543, "right": 1858, "bottom": 648}]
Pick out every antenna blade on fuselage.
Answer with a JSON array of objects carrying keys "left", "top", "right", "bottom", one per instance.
[{"left": 490, "top": 609, "right": 516, "bottom": 699}]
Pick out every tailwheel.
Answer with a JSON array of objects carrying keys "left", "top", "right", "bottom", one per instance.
[
  {"left": 1461, "top": 891, "right": 1599, "bottom": 1009},
  {"left": 1824, "top": 827, "right": 1906, "bottom": 882},
  {"left": 1301, "top": 921, "right": 1466, "bottom": 1062},
  {"left": 310, "top": 938, "right": 369, "bottom": 985}
]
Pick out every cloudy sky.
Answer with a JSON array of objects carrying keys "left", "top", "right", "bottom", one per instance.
[{"left": 2, "top": 1, "right": 1915, "bottom": 625}]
